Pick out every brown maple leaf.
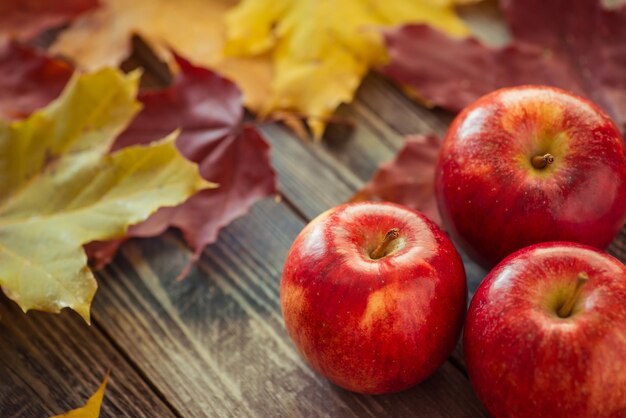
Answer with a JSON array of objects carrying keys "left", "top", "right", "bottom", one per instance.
[
  {"left": 0, "top": 0, "right": 98, "bottom": 43},
  {"left": 351, "top": 134, "right": 442, "bottom": 226},
  {"left": 383, "top": 0, "right": 626, "bottom": 130},
  {"left": 0, "top": 42, "right": 73, "bottom": 120}
]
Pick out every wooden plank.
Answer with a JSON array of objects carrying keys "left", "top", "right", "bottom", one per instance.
[
  {"left": 263, "top": 123, "right": 360, "bottom": 219},
  {"left": 356, "top": 73, "right": 452, "bottom": 137},
  {"left": 90, "top": 199, "right": 488, "bottom": 417},
  {"left": 323, "top": 104, "right": 397, "bottom": 181},
  {"left": 0, "top": 295, "right": 176, "bottom": 418},
  {"left": 0, "top": 360, "right": 51, "bottom": 418}
]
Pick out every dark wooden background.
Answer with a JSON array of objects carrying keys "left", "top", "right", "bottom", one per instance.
[{"left": 2, "top": 2, "right": 625, "bottom": 417}]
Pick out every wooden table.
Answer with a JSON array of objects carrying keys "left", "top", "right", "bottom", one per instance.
[{"left": 3, "top": 6, "right": 626, "bottom": 417}]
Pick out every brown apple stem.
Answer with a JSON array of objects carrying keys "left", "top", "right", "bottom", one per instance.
[
  {"left": 370, "top": 228, "right": 400, "bottom": 259},
  {"left": 531, "top": 153, "right": 555, "bottom": 169},
  {"left": 557, "top": 272, "right": 589, "bottom": 318}
]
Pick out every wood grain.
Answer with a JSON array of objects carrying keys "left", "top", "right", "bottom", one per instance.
[{"left": 0, "top": 294, "right": 176, "bottom": 418}]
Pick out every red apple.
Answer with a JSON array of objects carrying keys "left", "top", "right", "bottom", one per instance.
[
  {"left": 465, "top": 242, "right": 626, "bottom": 418},
  {"left": 436, "top": 86, "right": 626, "bottom": 268},
  {"left": 281, "top": 201, "right": 467, "bottom": 394}
]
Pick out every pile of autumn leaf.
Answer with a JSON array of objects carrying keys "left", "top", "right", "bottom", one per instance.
[
  {"left": 1, "top": 0, "right": 625, "bottom": 326},
  {"left": 0, "top": 0, "right": 476, "bottom": 325}
]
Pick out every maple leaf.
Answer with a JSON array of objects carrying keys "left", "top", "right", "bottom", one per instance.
[
  {"left": 0, "top": 42, "right": 73, "bottom": 120},
  {"left": 383, "top": 0, "right": 626, "bottom": 130},
  {"left": 51, "top": 0, "right": 471, "bottom": 137},
  {"left": 51, "top": 373, "right": 108, "bottom": 418},
  {"left": 85, "top": 55, "right": 276, "bottom": 272},
  {"left": 50, "top": 0, "right": 272, "bottom": 116},
  {"left": 351, "top": 135, "right": 442, "bottom": 226},
  {"left": 0, "top": 68, "right": 212, "bottom": 321},
  {"left": 0, "top": 0, "right": 98, "bottom": 43},
  {"left": 224, "top": 0, "right": 470, "bottom": 137}
]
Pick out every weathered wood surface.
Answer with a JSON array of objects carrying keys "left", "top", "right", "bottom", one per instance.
[{"left": 0, "top": 294, "right": 176, "bottom": 417}]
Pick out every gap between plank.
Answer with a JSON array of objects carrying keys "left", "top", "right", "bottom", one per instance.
[
  {"left": 272, "top": 124, "right": 363, "bottom": 190},
  {"left": 278, "top": 193, "right": 309, "bottom": 223},
  {"left": 0, "top": 362, "right": 56, "bottom": 416}
]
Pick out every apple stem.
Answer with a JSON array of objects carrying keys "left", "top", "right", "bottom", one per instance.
[
  {"left": 531, "top": 153, "right": 555, "bottom": 169},
  {"left": 557, "top": 272, "right": 589, "bottom": 318},
  {"left": 370, "top": 228, "right": 400, "bottom": 260}
]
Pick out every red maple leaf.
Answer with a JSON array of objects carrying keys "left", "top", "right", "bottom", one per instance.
[
  {"left": 0, "top": 42, "right": 73, "bottom": 120},
  {"left": 351, "top": 134, "right": 442, "bottom": 226},
  {"left": 86, "top": 56, "right": 277, "bottom": 272},
  {"left": 383, "top": 0, "right": 626, "bottom": 130},
  {"left": 0, "top": 0, "right": 98, "bottom": 43}
]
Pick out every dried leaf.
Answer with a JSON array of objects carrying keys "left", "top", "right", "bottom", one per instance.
[
  {"left": 383, "top": 0, "right": 626, "bottom": 129},
  {"left": 0, "top": 68, "right": 212, "bottom": 321},
  {"left": 383, "top": 25, "right": 563, "bottom": 112},
  {"left": 0, "top": 42, "right": 73, "bottom": 120},
  {"left": 85, "top": 55, "right": 276, "bottom": 270},
  {"left": 224, "top": 0, "right": 470, "bottom": 137},
  {"left": 51, "top": 0, "right": 470, "bottom": 137},
  {"left": 0, "top": 0, "right": 97, "bottom": 43},
  {"left": 351, "top": 134, "right": 442, "bottom": 226},
  {"left": 51, "top": 373, "right": 108, "bottom": 418},
  {"left": 50, "top": 0, "right": 272, "bottom": 114}
]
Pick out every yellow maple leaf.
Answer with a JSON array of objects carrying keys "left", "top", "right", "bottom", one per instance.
[
  {"left": 225, "top": 0, "right": 469, "bottom": 136},
  {"left": 0, "top": 69, "right": 213, "bottom": 322},
  {"left": 51, "top": 373, "right": 108, "bottom": 418},
  {"left": 50, "top": 0, "right": 271, "bottom": 113},
  {"left": 51, "top": 0, "right": 470, "bottom": 137}
]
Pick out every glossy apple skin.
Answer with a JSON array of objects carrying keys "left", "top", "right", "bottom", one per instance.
[
  {"left": 436, "top": 86, "right": 626, "bottom": 268},
  {"left": 280, "top": 202, "right": 467, "bottom": 394},
  {"left": 465, "top": 242, "right": 626, "bottom": 418}
]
